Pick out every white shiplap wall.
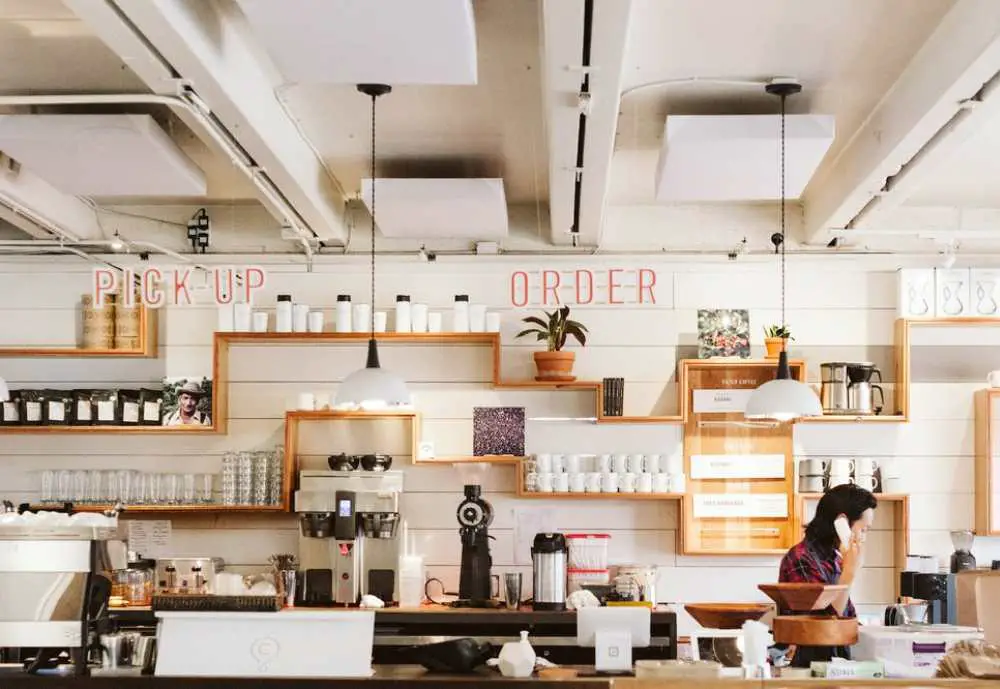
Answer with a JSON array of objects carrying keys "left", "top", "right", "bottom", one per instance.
[{"left": 2, "top": 255, "right": 999, "bottom": 634}]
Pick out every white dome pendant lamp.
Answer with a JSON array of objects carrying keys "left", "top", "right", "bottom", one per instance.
[
  {"left": 744, "top": 79, "right": 822, "bottom": 423},
  {"left": 0, "top": 374, "right": 8, "bottom": 402},
  {"left": 335, "top": 84, "right": 410, "bottom": 411}
]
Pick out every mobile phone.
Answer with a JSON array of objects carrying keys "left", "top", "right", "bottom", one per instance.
[{"left": 834, "top": 516, "right": 852, "bottom": 549}]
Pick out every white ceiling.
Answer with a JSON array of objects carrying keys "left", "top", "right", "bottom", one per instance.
[{"left": 0, "top": 0, "right": 999, "bottom": 255}]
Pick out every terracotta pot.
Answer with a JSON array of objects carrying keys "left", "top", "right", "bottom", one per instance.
[
  {"left": 533, "top": 350, "right": 576, "bottom": 382},
  {"left": 764, "top": 337, "right": 786, "bottom": 359}
]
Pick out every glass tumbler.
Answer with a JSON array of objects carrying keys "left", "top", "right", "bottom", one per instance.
[
  {"left": 252, "top": 452, "right": 270, "bottom": 505},
  {"left": 116, "top": 470, "right": 136, "bottom": 504},
  {"left": 269, "top": 447, "right": 284, "bottom": 506},
  {"left": 39, "top": 469, "right": 56, "bottom": 503},
  {"left": 221, "top": 452, "right": 238, "bottom": 505},
  {"left": 102, "top": 470, "right": 119, "bottom": 503},
  {"left": 71, "top": 470, "right": 88, "bottom": 503},
  {"left": 237, "top": 452, "right": 252, "bottom": 505},
  {"left": 196, "top": 474, "right": 214, "bottom": 504},
  {"left": 56, "top": 470, "right": 72, "bottom": 502},
  {"left": 86, "top": 470, "right": 103, "bottom": 504},
  {"left": 146, "top": 472, "right": 163, "bottom": 505}
]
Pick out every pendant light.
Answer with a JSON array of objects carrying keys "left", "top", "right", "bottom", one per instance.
[
  {"left": 335, "top": 84, "right": 410, "bottom": 410},
  {"left": 0, "top": 375, "right": 8, "bottom": 402},
  {"left": 744, "top": 79, "right": 822, "bottom": 423}
]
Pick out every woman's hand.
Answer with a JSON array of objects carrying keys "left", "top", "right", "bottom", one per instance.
[{"left": 840, "top": 537, "right": 863, "bottom": 586}]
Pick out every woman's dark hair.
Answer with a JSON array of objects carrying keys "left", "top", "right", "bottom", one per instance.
[{"left": 805, "top": 484, "right": 877, "bottom": 553}]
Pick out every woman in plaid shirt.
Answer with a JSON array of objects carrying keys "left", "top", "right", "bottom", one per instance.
[{"left": 778, "top": 484, "right": 878, "bottom": 668}]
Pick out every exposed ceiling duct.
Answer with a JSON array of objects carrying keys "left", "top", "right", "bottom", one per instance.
[
  {"left": 360, "top": 178, "right": 508, "bottom": 239},
  {"left": 234, "top": 0, "right": 478, "bottom": 85}
]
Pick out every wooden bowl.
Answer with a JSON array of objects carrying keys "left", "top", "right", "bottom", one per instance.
[
  {"left": 758, "top": 583, "right": 848, "bottom": 611},
  {"left": 684, "top": 603, "right": 772, "bottom": 629},
  {"left": 772, "top": 615, "right": 859, "bottom": 646}
]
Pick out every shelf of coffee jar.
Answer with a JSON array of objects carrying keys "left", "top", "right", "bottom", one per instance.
[
  {"left": 0, "top": 424, "right": 218, "bottom": 434},
  {"left": 0, "top": 305, "right": 158, "bottom": 358},
  {"left": 515, "top": 491, "right": 685, "bottom": 500},
  {"left": 27, "top": 503, "right": 286, "bottom": 513}
]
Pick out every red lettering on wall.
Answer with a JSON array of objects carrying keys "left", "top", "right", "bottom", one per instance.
[
  {"left": 510, "top": 271, "right": 529, "bottom": 307},
  {"left": 575, "top": 270, "right": 593, "bottom": 305},
  {"left": 638, "top": 268, "right": 656, "bottom": 304},
  {"left": 143, "top": 268, "right": 164, "bottom": 308},
  {"left": 93, "top": 269, "right": 117, "bottom": 306},
  {"left": 608, "top": 269, "right": 624, "bottom": 304},
  {"left": 541, "top": 270, "right": 561, "bottom": 305}
]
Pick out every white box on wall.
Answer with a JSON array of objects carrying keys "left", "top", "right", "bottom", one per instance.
[
  {"left": 897, "top": 269, "right": 935, "bottom": 318},
  {"left": 969, "top": 269, "right": 1000, "bottom": 317},
  {"left": 935, "top": 268, "right": 971, "bottom": 318}
]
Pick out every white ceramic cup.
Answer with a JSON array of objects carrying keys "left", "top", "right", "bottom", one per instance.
[
  {"left": 551, "top": 454, "right": 565, "bottom": 474},
  {"left": 297, "top": 392, "right": 315, "bottom": 410},
  {"left": 854, "top": 474, "right": 878, "bottom": 491},
  {"left": 644, "top": 454, "right": 661, "bottom": 474},
  {"left": 855, "top": 457, "right": 879, "bottom": 475},
  {"left": 881, "top": 477, "right": 903, "bottom": 494},
  {"left": 880, "top": 459, "right": 900, "bottom": 479},
  {"left": 829, "top": 458, "right": 855, "bottom": 475},
  {"left": 827, "top": 473, "right": 853, "bottom": 488},
  {"left": 565, "top": 454, "right": 582, "bottom": 474},
  {"left": 799, "top": 458, "right": 829, "bottom": 476},
  {"left": 374, "top": 311, "right": 388, "bottom": 332},
  {"left": 554, "top": 473, "right": 570, "bottom": 492},
  {"left": 627, "top": 454, "right": 644, "bottom": 474},
  {"left": 524, "top": 472, "right": 539, "bottom": 492},
  {"left": 307, "top": 311, "right": 325, "bottom": 333},
  {"left": 668, "top": 474, "right": 686, "bottom": 494},
  {"left": 427, "top": 312, "right": 443, "bottom": 333},
  {"left": 569, "top": 473, "right": 586, "bottom": 493},
  {"left": 535, "top": 454, "right": 553, "bottom": 472},
  {"left": 585, "top": 472, "right": 602, "bottom": 493},
  {"left": 538, "top": 473, "right": 554, "bottom": 492},
  {"left": 601, "top": 472, "right": 619, "bottom": 493},
  {"left": 352, "top": 304, "right": 370, "bottom": 333},
  {"left": 664, "top": 455, "right": 683, "bottom": 475},
  {"left": 252, "top": 311, "right": 269, "bottom": 333},
  {"left": 799, "top": 475, "right": 825, "bottom": 493},
  {"left": 990, "top": 370, "right": 1000, "bottom": 388},
  {"left": 613, "top": 454, "right": 629, "bottom": 474},
  {"left": 621, "top": 473, "right": 637, "bottom": 493},
  {"left": 653, "top": 473, "right": 671, "bottom": 493},
  {"left": 596, "top": 454, "right": 612, "bottom": 473},
  {"left": 638, "top": 473, "right": 653, "bottom": 493}
]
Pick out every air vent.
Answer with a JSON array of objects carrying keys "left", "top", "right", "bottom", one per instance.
[{"left": 361, "top": 178, "right": 507, "bottom": 239}]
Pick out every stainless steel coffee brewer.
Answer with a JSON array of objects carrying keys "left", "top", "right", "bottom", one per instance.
[
  {"left": 295, "top": 471, "right": 404, "bottom": 606},
  {"left": 820, "top": 362, "right": 885, "bottom": 415}
]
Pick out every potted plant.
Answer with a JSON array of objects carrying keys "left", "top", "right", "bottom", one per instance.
[
  {"left": 515, "top": 306, "right": 588, "bottom": 381},
  {"left": 763, "top": 324, "right": 793, "bottom": 359}
]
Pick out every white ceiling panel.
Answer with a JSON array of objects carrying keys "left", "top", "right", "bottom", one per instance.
[
  {"left": 0, "top": 114, "right": 206, "bottom": 197},
  {"left": 361, "top": 178, "right": 507, "bottom": 238},
  {"left": 655, "top": 114, "right": 835, "bottom": 202},
  {"left": 235, "top": 0, "right": 477, "bottom": 85}
]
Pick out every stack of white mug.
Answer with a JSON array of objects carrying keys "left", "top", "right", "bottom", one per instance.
[
  {"left": 798, "top": 457, "right": 884, "bottom": 493},
  {"left": 523, "top": 453, "right": 686, "bottom": 494}
]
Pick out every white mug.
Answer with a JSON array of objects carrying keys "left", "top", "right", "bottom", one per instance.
[
  {"left": 653, "top": 473, "right": 671, "bottom": 493},
  {"left": 569, "top": 473, "right": 586, "bottom": 493},
  {"left": 668, "top": 474, "right": 686, "bottom": 494},
  {"left": 535, "top": 454, "right": 553, "bottom": 473},
  {"left": 565, "top": 454, "right": 582, "bottom": 474},
  {"left": 881, "top": 477, "right": 903, "bottom": 494},
  {"left": 297, "top": 392, "right": 315, "bottom": 410},
  {"left": 989, "top": 370, "right": 1000, "bottom": 388},
  {"left": 664, "top": 454, "right": 684, "bottom": 475},
  {"left": 551, "top": 454, "right": 565, "bottom": 474},
  {"left": 829, "top": 458, "right": 855, "bottom": 475},
  {"left": 880, "top": 459, "right": 900, "bottom": 479},
  {"left": 524, "top": 472, "right": 539, "bottom": 492},
  {"left": 855, "top": 457, "right": 879, "bottom": 475},
  {"left": 554, "top": 473, "right": 570, "bottom": 492},
  {"left": 596, "top": 454, "right": 612, "bottom": 473},
  {"left": 799, "top": 475, "right": 825, "bottom": 493},
  {"left": 827, "top": 474, "right": 853, "bottom": 488},
  {"left": 538, "top": 473, "right": 555, "bottom": 492},
  {"left": 799, "top": 458, "right": 828, "bottom": 476},
  {"left": 585, "top": 472, "right": 603, "bottom": 493},
  {"left": 638, "top": 473, "right": 653, "bottom": 493},
  {"left": 613, "top": 454, "right": 629, "bottom": 474},
  {"left": 307, "top": 311, "right": 325, "bottom": 333},
  {"left": 374, "top": 311, "right": 388, "bottom": 332},
  {"left": 621, "top": 473, "right": 637, "bottom": 493},
  {"left": 854, "top": 474, "right": 877, "bottom": 491},
  {"left": 627, "top": 454, "right": 644, "bottom": 474},
  {"left": 601, "top": 472, "right": 619, "bottom": 493},
  {"left": 644, "top": 454, "right": 661, "bottom": 474}
]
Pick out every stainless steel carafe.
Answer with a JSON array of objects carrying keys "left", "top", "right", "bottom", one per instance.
[
  {"left": 821, "top": 362, "right": 883, "bottom": 415},
  {"left": 820, "top": 362, "right": 850, "bottom": 413},
  {"left": 531, "top": 533, "right": 567, "bottom": 611}
]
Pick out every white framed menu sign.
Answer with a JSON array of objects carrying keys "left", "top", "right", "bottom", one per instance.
[
  {"left": 692, "top": 493, "right": 788, "bottom": 519},
  {"left": 690, "top": 454, "right": 786, "bottom": 480}
]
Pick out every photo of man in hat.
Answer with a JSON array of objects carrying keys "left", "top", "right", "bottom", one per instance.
[{"left": 162, "top": 379, "right": 212, "bottom": 426}]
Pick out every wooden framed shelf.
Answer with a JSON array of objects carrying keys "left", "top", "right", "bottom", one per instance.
[
  {"left": 516, "top": 491, "right": 685, "bottom": 500},
  {"left": 798, "top": 493, "right": 908, "bottom": 501},
  {"left": 974, "top": 388, "right": 1000, "bottom": 536},
  {"left": 596, "top": 415, "right": 684, "bottom": 424},
  {"left": 797, "top": 415, "right": 907, "bottom": 424},
  {"left": 422, "top": 455, "right": 524, "bottom": 465},
  {"left": 28, "top": 503, "right": 285, "bottom": 514},
  {"left": 0, "top": 424, "right": 217, "bottom": 434},
  {"left": 0, "top": 304, "right": 158, "bottom": 358}
]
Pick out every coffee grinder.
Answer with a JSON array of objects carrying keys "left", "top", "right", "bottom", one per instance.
[{"left": 456, "top": 484, "right": 494, "bottom": 606}]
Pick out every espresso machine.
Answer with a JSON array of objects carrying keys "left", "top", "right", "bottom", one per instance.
[
  {"left": 295, "top": 471, "right": 404, "bottom": 606},
  {"left": 820, "top": 362, "right": 884, "bottom": 415}
]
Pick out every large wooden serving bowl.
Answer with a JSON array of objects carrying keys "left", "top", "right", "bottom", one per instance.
[
  {"left": 758, "top": 583, "right": 847, "bottom": 611},
  {"left": 772, "top": 615, "right": 859, "bottom": 646},
  {"left": 684, "top": 603, "right": 772, "bottom": 629}
]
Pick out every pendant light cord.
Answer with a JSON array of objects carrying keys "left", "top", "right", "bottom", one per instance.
[
  {"left": 779, "top": 91, "right": 787, "bottom": 345},
  {"left": 369, "top": 91, "right": 377, "bottom": 339}
]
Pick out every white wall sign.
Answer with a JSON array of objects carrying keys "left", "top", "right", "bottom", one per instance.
[
  {"left": 692, "top": 389, "right": 755, "bottom": 413},
  {"left": 127, "top": 520, "right": 172, "bottom": 558},
  {"left": 690, "top": 454, "right": 786, "bottom": 480},
  {"left": 692, "top": 493, "right": 788, "bottom": 519}
]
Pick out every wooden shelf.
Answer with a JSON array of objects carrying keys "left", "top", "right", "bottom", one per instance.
[
  {"left": 219, "top": 332, "right": 499, "bottom": 344},
  {"left": 0, "top": 425, "right": 217, "bottom": 434},
  {"left": 29, "top": 503, "right": 286, "bottom": 513},
  {"left": 494, "top": 380, "right": 601, "bottom": 390},
  {"left": 0, "top": 304, "right": 158, "bottom": 358},
  {"left": 974, "top": 389, "right": 1000, "bottom": 536},
  {"left": 796, "top": 415, "right": 907, "bottom": 424},
  {"left": 286, "top": 409, "right": 418, "bottom": 420},
  {"left": 422, "top": 455, "right": 523, "bottom": 465},
  {"left": 798, "top": 493, "right": 908, "bottom": 501},
  {"left": 516, "top": 491, "right": 684, "bottom": 500},
  {"left": 597, "top": 415, "right": 684, "bottom": 424}
]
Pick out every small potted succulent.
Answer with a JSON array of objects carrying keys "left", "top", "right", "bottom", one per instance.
[
  {"left": 763, "top": 324, "right": 793, "bottom": 359},
  {"left": 515, "top": 306, "right": 588, "bottom": 381}
]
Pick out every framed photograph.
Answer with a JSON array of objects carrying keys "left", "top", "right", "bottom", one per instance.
[
  {"left": 161, "top": 376, "right": 213, "bottom": 427},
  {"left": 697, "top": 309, "right": 750, "bottom": 359}
]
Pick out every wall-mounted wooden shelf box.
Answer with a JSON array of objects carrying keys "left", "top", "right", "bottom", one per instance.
[
  {"left": 974, "top": 388, "right": 1000, "bottom": 536},
  {"left": 0, "top": 304, "right": 158, "bottom": 358}
]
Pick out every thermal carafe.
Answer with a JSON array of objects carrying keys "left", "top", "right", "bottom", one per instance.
[{"left": 531, "top": 533, "right": 567, "bottom": 611}]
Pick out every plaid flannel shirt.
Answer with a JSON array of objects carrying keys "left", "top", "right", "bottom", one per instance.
[{"left": 778, "top": 538, "right": 855, "bottom": 618}]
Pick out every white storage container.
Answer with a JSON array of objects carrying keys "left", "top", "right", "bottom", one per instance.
[
  {"left": 335, "top": 295, "right": 352, "bottom": 332},
  {"left": 567, "top": 568, "right": 610, "bottom": 594},
  {"left": 566, "top": 533, "right": 610, "bottom": 570}
]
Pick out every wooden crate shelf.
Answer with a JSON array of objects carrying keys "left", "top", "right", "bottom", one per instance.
[
  {"left": 516, "top": 491, "right": 685, "bottom": 500},
  {"left": 28, "top": 503, "right": 285, "bottom": 514},
  {"left": 0, "top": 304, "right": 158, "bottom": 358},
  {"left": 0, "top": 425, "right": 217, "bottom": 434},
  {"left": 974, "top": 389, "right": 1000, "bottom": 536},
  {"left": 422, "top": 455, "right": 523, "bottom": 465},
  {"left": 797, "top": 415, "right": 907, "bottom": 424}
]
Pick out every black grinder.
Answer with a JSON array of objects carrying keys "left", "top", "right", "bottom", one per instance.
[{"left": 456, "top": 484, "right": 494, "bottom": 604}]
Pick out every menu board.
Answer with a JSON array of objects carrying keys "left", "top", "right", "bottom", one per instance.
[{"left": 689, "top": 453, "right": 786, "bottom": 480}]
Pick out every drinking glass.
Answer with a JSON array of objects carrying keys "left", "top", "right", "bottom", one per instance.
[
  {"left": 86, "top": 470, "right": 103, "bottom": 504},
  {"left": 269, "top": 446, "right": 284, "bottom": 506},
  {"left": 132, "top": 472, "right": 149, "bottom": 505},
  {"left": 39, "top": 469, "right": 56, "bottom": 503},
  {"left": 163, "top": 474, "right": 180, "bottom": 505},
  {"left": 146, "top": 472, "right": 163, "bottom": 505},
  {"left": 116, "top": 470, "right": 136, "bottom": 504},
  {"left": 102, "top": 470, "right": 119, "bottom": 503},
  {"left": 182, "top": 473, "right": 196, "bottom": 505},
  {"left": 252, "top": 451, "right": 270, "bottom": 505},
  {"left": 196, "top": 474, "right": 214, "bottom": 504},
  {"left": 56, "top": 470, "right": 72, "bottom": 502},
  {"left": 237, "top": 452, "right": 252, "bottom": 505},
  {"left": 71, "top": 470, "right": 87, "bottom": 503},
  {"left": 221, "top": 452, "right": 238, "bottom": 505}
]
